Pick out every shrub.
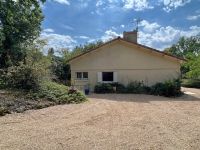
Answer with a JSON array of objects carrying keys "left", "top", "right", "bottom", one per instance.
[
  {"left": 126, "top": 81, "right": 145, "bottom": 94},
  {"left": 150, "top": 83, "right": 165, "bottom": 96},
  {"left": 38, "top": 81, "right": 87, "bottom": 104},
  {"left": 0, "top": 106, "right": 10, "bottom": 116},
  {"left": 0, "top": 78, "right": 6, "bottom": 89},
  {"left": 0, "top": 69, "right": 6, "bottom": 89},
  {"left": 150, "top": 79, "right": 181, "bottom": 97},
  {"left": 163, "top": 79, "right": 181, "bottom": 97},
  {"left": 2, "top": 63, "right": 48, "bottom": 91},
  {"left": 94, "top": 83, "right": 114, "bottom": 93},
  {"left": 114, "top": 83, "right": 127, "bottom": 93},
  {"left": 94, "top": 79, "right": 181, "bottom": 97},
  {"left": 181, "top": 79, "right": 200, "bottom": 88}
]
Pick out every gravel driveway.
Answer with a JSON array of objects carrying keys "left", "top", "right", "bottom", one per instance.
[{"left": 0, "top": 88, "right": 200, "bottom": 150}]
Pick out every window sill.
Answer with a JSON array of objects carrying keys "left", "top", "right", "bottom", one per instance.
[
  {"left": 100, "top": 81, "right": 115, "bottom": 83},
  {"left": 75, "top": 79, "right": 89, "bottom": 81}
]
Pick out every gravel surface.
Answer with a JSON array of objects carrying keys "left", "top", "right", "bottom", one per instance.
[{"left": 0, "top": 88, "right": 200, "bottom": 150}]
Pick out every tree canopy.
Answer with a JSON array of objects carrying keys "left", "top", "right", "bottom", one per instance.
[
  {"left": 70, "top": 40, "right": 104, "bottom": 59},
  {"left": 164, "top": 35, "right": 200, "bottom": 79},
  {"left": 0, "top": 0, "right": 45, "bottom": 68},
  {"left": 164, "top": 36, "right": 200, "bottom": 59}
]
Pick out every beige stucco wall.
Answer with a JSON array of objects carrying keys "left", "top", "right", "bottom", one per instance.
[{"left": 69, "top": 40, "right": 181, "bottom": 91}]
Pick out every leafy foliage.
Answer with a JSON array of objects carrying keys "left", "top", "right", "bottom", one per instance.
[
  {"left": 0, "top": 107, "right": 10, "bottom": 116},
  {"left": 38, "top": 81, "right": 87, "bottom": 104},
  {"left": 2, "top": 63, "right": 43, "bottom": 90},
  {"left": 184, "top": 55, "right": 200, "bottom": 79},
  {"left": 164, "top": 36, "right": 200, "bottom": 58},
  {"left": 164, "top": 36, "right": 200, "bottom": 79},
  {"left": 0, "top": 40, "right": 51, "bottom": 90},
  {"left": 182, "top": 79, "right": 200, "bottom": 88},
  {"left": 94, "top": 79, "right": 182, "bottom": 97},
  {"left": 0, "top": 0, "right": 45, "bottom": 68},
  {"left": 45, "top": 41, "right": 104, "bottom": 84},
  {"left": 151, "top": 79, "right": 181, "bottom": 97},
  {"left": 69, "top": 40, "right": 104, "bottom": 59},
  {"left": 47, "top": 48, "right": 71, "bottom": 82},
  {"left": 126, "top": 81, "right": 145, "bottom": 94},
  {"left": 94, "top": 83, "right": 114, "bottom": 93}
]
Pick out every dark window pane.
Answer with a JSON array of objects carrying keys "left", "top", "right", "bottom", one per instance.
[
  {"left": 83, "top": 72, "right": 88, "bottom": 79},
  {"left": 76, "top": 72, "right": 82, "bottom": 79},
  {"left": 102, "top": 72, "right": 113, "bottom": 81}
]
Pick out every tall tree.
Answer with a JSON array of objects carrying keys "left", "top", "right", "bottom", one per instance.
[
  {"left": 70, "top": 40, "right": 104, "bottom": 59},
  {"left": 164, "top": 35, "right": 200, "bottom": 79},
  {"left": 164, "top": 36, "right": 200, "bottom": 59},
  {"left": 0, "top": 0, "right": 45, "bottom": 68}
]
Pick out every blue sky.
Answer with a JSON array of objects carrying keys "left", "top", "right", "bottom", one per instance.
[{"left": 41, "top": 0, "right": 200, "bottom": 51}]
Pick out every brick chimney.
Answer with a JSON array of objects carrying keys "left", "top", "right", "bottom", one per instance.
[{"left": 123, "top": 30, "right": 138, "bottom": 43}]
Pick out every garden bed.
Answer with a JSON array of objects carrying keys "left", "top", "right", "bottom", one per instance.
[{"left": 0, "top": 81, "right": 87, "bottom": 116}]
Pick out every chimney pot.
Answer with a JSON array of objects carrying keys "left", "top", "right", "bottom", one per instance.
[{"left": 123, "top": 31, "right": 138, "bottom": 43}]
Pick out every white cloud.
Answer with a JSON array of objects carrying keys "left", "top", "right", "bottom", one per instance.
[
  {"left": 96, "top": 0, "right": 104, "bottom": 7},
  {"left": 186, "top": 10, "right": 200, "bottom": 20},
  {"left": 139, "top": 20, "right": 160, "bottom": 32},
  {"left": 162, "top": 0, "right": 191, "bottom": 12},
  {"left": 83, "top": 29, "right": 122, "bottom": 43},
  {"left": 76, "top": 36, "right": 90, "bottom": 39},
  {"left": 101, "top": 30, "right": 122, "bottom": 42},
  {"left": 40, "top": 32, "right": 76, "bottom": 50},
  {"left": 95, "top": 9, "right": 104, "bottom": 15},
  {"left": 51, "top": 0, "right": 70, "bottom": 5},
  {"left": 88, "top": 39, "right": 97, "bottom": 43},
  {"left": 122, "top": 0, "right": 153, "bottom": 11},
  {"left": 121, "top": 24, "right": 125, "bottom": 28},
  {"left": 187, "top": 14, "right": 200, "bottom": 21},
  {"left": 138, "top": 20, "right": 200, "bottom": 50},
  {"left": 43, "top": 28, "right": 54, "bottom": 33},
  {"left": 111, "top": 26, "right": 117, "bottom": 30},
  {"left": 61, "top": 25, "right": 74, "bottom": 30},
  {"left": 94, "top": 0, "right": 192, "bottom": 12}
]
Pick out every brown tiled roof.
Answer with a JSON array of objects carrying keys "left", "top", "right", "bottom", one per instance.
[{"left": 68, "top": 37, "right": 186, "bottom": 62}]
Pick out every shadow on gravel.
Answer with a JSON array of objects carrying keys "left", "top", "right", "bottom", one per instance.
[{"left": 88, "top": 93, "right": 200, "bottom": 103}]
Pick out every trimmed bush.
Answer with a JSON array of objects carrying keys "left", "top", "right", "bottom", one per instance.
[
  {"left": 126, "top": 81, "right": 145, "bottom": 94},
  {"left": 94, "top": 83, "right": 114, "bottom": 93},
  {"left": 150, "top": 83, "right": 165, "bottom": 96},
  {"left": 114, "top": 83, "right": 127, "bottom": 93},
  {"left": 94, "top": 79, "right": 182, "bottom": 97},
  {"left": 181, "top": 79, "right": 200, "bottom": 88},
  {"left": 38, "top": 81, "right": 87, "bottom": 104},
  {"left": 150, "top": 79, "right": 181, "bottom": 97}
]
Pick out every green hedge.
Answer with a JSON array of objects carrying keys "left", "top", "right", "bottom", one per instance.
[
  {"left": 151, "top": 79, "right": 181, "bottom": 97},
  {"left": 94, "top": 83, "right": 114, "bottom": 93},
  {"left": 181, "top": 79, "right": 200, "bottom": 88},
  {"left": 94, "top": 79, "right": 182, "bottom": 97}
]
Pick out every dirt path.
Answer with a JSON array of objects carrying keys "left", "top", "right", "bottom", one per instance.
[{"left": 0, "top": 88, "right": 200, "bottom": 150}]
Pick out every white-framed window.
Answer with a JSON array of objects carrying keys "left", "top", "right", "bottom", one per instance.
[
  {"left": 76, "top": 72, "right": 88, "bottom": 80},
  {"left": 97, "top": 72, "right": 117, "bottom": 83},
  {"left": 102, "top": 72, "right": 114, "bottom": 82}
]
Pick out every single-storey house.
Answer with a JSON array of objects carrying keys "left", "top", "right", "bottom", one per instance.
[{"left": 69, "top": 30, "right": 185, "bottom": 91}]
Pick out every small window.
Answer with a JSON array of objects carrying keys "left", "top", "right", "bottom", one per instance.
[
  {"left": 76, "top": 72, "right": 88, "bottom": 80},
  {"left": 83, "top": 72, "right": 88, "bottom": 79},
  {"left": 102, "top": 72, "right": 113, "bottom": 82},
  {"left": 76, "top": 72, "right": 82, "bottom": 79}
]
